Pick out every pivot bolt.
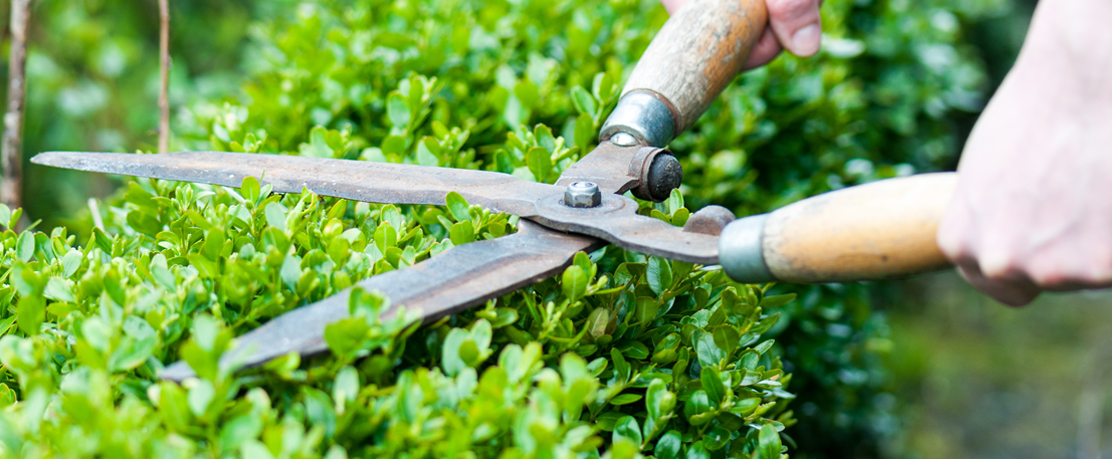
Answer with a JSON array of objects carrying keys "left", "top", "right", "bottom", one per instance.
[
  {"left": 564, "top": 181, "right": 602, "bottom": 208},
  {"left": 609, "top": 131, "right": 638, "bottom": 147}
]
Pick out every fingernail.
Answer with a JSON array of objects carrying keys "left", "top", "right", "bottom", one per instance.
[{"left": 791, "top": 23, "right": 821, "bottom": 56}]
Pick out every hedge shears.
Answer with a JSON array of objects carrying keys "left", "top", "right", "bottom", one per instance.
[{"left": 32, "top": 0, "right": 956, "bottom": 381}]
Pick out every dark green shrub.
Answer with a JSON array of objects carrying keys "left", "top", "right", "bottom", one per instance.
[{"left": 2, "top": 0, "right": 1007, "bottom": 457}]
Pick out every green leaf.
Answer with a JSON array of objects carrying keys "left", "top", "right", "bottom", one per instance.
[
  {"left": 240, "top": 440, "right": 276, "bottom": 459},
  {"left": 665, "top": 189, "right": 684, "bottom": 214},
  {"left": 323, "top": 318, "right": 370, "bottom": 358},
  {"left": 17, "top": 296, "right": 44, "bottom": 335},
  {"left": 655, "top": 431, "right": 683, "bottom": 459},
  {"left": 562, "top": 265, "right": 588, "bottom": 302},
  {"left": 712, "top": 325, "right": 740, "bottom": 356},
  {"left": 445, "top": 191, "right": 470, "bottom": 222},
  {"left": 647, "top": 257, "right": 672, "bottom": 295},
  {"left": 514, "top": 80, "right": 540, "bottom": 108},
  {"left": 525, "top": 146, "right": 552, "bottom": 183},
  {"left": 587, "top": 307, "right": 610, "bottom": 338},
  {"left": 685, "top": 390, "right": 711, "bottom": 420},
  {"left": 374, "top": 224, "right": 398, "bottom": 253},
  {"left": 386, "top": 92, "right": 411, "bottom": 128},
  {"left": 611, "top": 348, "right": 631, "bottom": 382},
  {"left": 610, "top": 393, "right": 643, "bottom": 405},
  {"left": 686, "top": 441, "right": 710, "bottom": 459},
  {"left": 416, "top": 139, "right": 439, "bottom": 166},
  {"left": 15, "top": 232, "right": 34, "bottom": 262},
  {"left": 696, "top": 332, "right": 726, "bottom": 368},
  {"left": 60, "top": 249, "right": 83, "bottom": 278},
  {"left": 572, "top": 251, "right": 593, "bottom": 276},
  {"left": 613, "top": 415, "right": 642, "bottom": 447},
  {"left": 108, "top": 333, "right": 156, "bottom": 372},
  {"left": 187, "top": 379, "right": 214, "bottom": 417},
  {"left": 700, "top": 366, "right": 726, "bottom": 406},
  {"left": 333, "top": 366, "right": 360, "bottom": 404},
  {"left": 303, "top": 388, "right": 337, "bottom": 438},
  {"left": 645, "top": 379, "right": 669, "bottom": 420},
  {"left": 44, "top": 278, "right": 75, "bottom": 302},
  {"left": 380, "top": 205, "right": 404, "bottom": 230},
  {"left": 618, "top": 341, "right": 651, "bottom": 360},
  {"left": 759, "top": 424, "right": 783, "bottom": 459},
  {"left": 705, "top": 426, "right": 730, "bottom": 451},
  {"left": 592, "top": 72, "right": 616, "bottom": 103},
  {"left": 574, "top": 113, "right": 594, "bottom": 149},
  {"left": 449, "top": 220, "right": 474, "bottom": 245},
  {"left": 570, "top": 85, "right": 597, "bottom": 119},
  {"left": 240, "top": 176, "right": 261, "bottom": 203},
  {"left": 635, "top": 297, "right": 660, "bottom": 326},
  {"left": 759, "top": 293, "right": 797, "bottom": 308},
  {"left": 264, "top": 202, "right": 288, "bottom": 232},
  {"left": 279, "top": 253, "right": 302, "bottom": 290},
  {"left": 158, "top": 382, "right": 193, "bottom": 432},
  {"left": 441, "top": 328, "right": 470, "bottom": 377},
  {"left": 220, "top": 415, "right": 263, "bottom": 453},
  {"left": 381, "top": 135, "right": 406, "bottom": 155}
]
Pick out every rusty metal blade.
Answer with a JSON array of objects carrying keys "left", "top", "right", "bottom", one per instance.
[
  {"left": 159, "top": 221, "right": 601, "bottom": 381},
  {"left": 31, "top": 151, "right": 554, "bottom": 216},
  {"left": 33, "top": 150, "right": 721, "bottom": 264}
]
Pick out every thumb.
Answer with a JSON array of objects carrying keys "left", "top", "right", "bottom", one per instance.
[{"left": 765, "top": 0, "right": 823, "bottom": 56}]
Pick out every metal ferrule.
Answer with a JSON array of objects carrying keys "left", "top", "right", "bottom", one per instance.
[
  {"left": 600, "top": 90, "right": 676, "bottom": 147},
  {"left": 717, "top": 214, "right": 775, "bottom": 283}
]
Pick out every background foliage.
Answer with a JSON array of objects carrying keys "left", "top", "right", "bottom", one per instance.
[{"left": 0, "top": 0, "right": 1056, "bottom": 457}]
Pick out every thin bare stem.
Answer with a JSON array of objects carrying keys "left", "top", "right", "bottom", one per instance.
[
  {"left": 158, "top": 0, "right": 170, "bottom": 154},
  {"left": 1, "top": 0, "right": 30, "bottom": 210},
  {"left": 87, "top": 198, "right": 104, "bottom": 231}
]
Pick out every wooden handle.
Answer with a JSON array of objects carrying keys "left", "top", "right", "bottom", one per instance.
[
  {"left": 760, "top": 173, "right": 958, "bottom": 283},
  {"left": 623, "top": 0, "right": 768, "bottom": 133}
]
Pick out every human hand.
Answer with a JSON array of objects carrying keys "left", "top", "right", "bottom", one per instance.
[
  {"left": 658, "top": 0, "right": 822, "bottom": 70},
  {"left": 937, "top": 0, "right": 1112, "bottom": 306}
]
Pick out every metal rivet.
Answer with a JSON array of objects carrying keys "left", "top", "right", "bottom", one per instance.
[
  {"left": 564, "top": 181, "right": 602, "bottom": 208},
  {"left": 609, "top": 132, "right": 638, "bottom": 147}
]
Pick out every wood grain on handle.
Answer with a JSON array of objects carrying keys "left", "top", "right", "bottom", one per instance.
[
  {"left": 622, "top": 0, "right": 768, "bottom": 133},
  {"left": 762, "top": 173, "right": 958, "bottom": 283}
]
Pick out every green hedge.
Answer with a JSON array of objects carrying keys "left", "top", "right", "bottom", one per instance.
[{"left": 1, "top": 0, "right": 1006, "bottom": 457}]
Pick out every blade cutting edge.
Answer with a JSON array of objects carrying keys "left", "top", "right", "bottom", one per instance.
[
  {"left": 34, "top": 150, "right": 722, "bottom": 265},
  {"left": 159, "top": 220, "right": 601, "bottom": 381}
]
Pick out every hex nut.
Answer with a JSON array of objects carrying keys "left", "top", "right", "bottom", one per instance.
[
  {"left": 645, "top": 153, "right": 682, "bottom": 202},
  {"left": 564, "top": 181, "right": 602, "bottom": 208}
]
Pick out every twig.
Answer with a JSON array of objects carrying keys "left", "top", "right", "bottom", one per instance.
[
  {"left": 1, "top": 0, "right": 30, "bottom": 210},
  {"left": 158, "top": 0, "right": 170, "bottom": 153},
  {"left": 87, "top": 198, "right": 104, "bottom": 231}
]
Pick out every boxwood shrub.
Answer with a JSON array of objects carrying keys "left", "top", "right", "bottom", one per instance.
[{"left": 1, "top": 0, "right": 1004, "bottom": 457}]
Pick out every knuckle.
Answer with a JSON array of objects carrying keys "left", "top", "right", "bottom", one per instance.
[
  {"left": 935, "top": 230, "right": 968, "bottom": 261},
  {"left": 1072, "top": 264, "right": 1112, "bottom": 287},
  {"left": 976, "top": 252, "right": 1023, "bottom": 281},
  {"left": 1024, "top": 247, "right": 1112, "bottom": 290},
  {"left": 1026, "top": 265, "right": 1067, "bottom": 288}
]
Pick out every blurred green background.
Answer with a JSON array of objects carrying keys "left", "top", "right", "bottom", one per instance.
[
  {"left": 5, "top": 0, "right": 1110, "bottom": 457},
  {"left": 883, "top": 274, "right": 1112, "bottom": 458}
]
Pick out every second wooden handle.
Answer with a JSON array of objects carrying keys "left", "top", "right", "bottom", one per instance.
[
  {"left": 623, "top": 0, "right": 768, "bottom": 133},
  {"left": 761, "top": 173, "right": 958, "bottom": 283}
]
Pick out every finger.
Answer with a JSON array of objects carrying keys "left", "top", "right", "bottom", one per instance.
[
  {"left": 742, "top": 27, "right": 784, "bottom": 70},
  {"left": 659, "top": 0, "right": 687, "bottom": 14},
  {"left": 955, "top": 262, "right": 1041, "bottom": 307},
  {"left": 765, "top": 0, "right": 822, "bottom": 57}
]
